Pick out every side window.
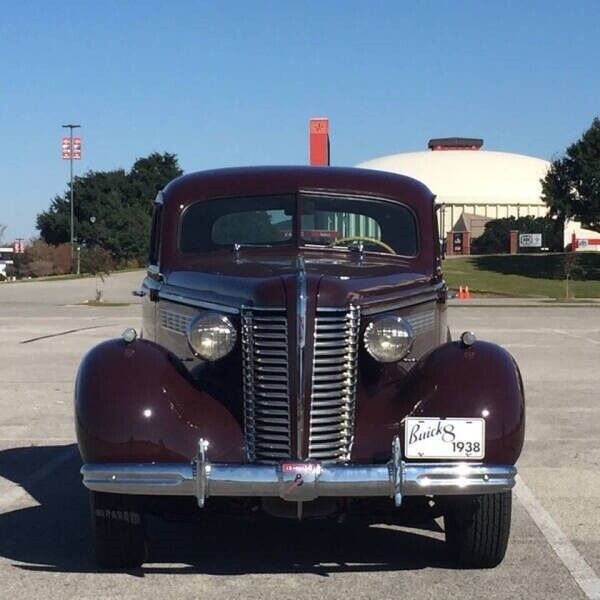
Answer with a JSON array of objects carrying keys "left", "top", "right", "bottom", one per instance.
[{"left": 149, "top": 204, "right": 162, "bottom": 265}]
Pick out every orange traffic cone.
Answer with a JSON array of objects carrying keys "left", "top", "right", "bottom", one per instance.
[
  {"left": 458, "top": 286, "right": 464, "bottom": 300},
  {"left": 464, "top": 286, "right": 470, "bottom": 299}
]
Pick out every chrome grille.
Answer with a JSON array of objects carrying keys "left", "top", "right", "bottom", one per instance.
[
  {"left": 241, "top": 307, "right": 291, "bottom": 462},
  {"left": 407, "top": 310, "right": 435, "bottom": 336},
  {"left": 159, "top": 308, "right": 190, "bottom": 334},
  {"left": 309, "top": 306, "right": 360, "bottom": 462}
]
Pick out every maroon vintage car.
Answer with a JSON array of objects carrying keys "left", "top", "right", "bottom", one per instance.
[{"left": 75, "top": 166, "right": 525, "bottom": 569}]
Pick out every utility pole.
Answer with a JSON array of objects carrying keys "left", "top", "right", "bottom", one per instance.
[{"left": 61, "top": 124, "right": 81, "bottom": 271}]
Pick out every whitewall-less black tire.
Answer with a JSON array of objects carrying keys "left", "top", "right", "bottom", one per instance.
[
  {"left": 90, "top": 491, "right": 147, "bottom": 569},
  {"left": 444, "top": 491, "right": 512, "bottom": 568}
]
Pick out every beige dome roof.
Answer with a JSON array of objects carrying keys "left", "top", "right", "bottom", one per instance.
[{"left": 357, "top": 150, "right": 550, "bottom": 206}]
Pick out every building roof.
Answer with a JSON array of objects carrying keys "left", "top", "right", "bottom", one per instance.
[
  {"left": 453, "top": 212, "right": 492, "bottom": 237},
  {"left": 357, "top": 150, "right": 550, "bottom": 206}
]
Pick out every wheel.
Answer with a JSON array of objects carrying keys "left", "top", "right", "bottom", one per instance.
[
  {"left": 444, "top": 491, "right": 512, "bottom": 568},
  {"left": 90, "top": 491, "right": 147, "bottom": 569}
]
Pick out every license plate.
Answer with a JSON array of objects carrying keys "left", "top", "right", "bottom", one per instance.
[{"left": 404, "top": 417, "right": 485, "bottom": 459}]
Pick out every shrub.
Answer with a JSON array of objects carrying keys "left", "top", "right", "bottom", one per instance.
[
  {"left": 471, "top": 216, "right": 563, "bottom": 254},
  {"left": 18, "top": 240, "right": 72, "bottom": 277}
]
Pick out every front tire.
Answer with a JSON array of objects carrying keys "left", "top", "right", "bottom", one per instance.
[
  {"left": 90, "top": 491, "right": 147, "bottom": 569},
  {"left": 444, "top": 491, "right": 512, "bottom": 568}
]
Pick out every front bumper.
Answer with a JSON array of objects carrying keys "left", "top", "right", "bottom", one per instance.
[{"left": 81, "top": 437, "right": 516, "bottom": 508}]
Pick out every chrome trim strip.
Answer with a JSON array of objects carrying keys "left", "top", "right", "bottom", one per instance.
[
  {"left": 158, "top": 291, "right": 240, "bottom": 315},
  {"left": 296, "top": 257, "right": 307, "bottom": 459}
]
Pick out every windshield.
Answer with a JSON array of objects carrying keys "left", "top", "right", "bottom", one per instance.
[{"left": 179, "top": 193, "right": 418, "bottom": 256}]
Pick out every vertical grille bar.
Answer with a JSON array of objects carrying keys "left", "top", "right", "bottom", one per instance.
[
  {"left": 242, "top": 307, "right": 291, "bottom": 462},
  {"left": 309, "top": 306, "right": 360, "bottom": 462}
]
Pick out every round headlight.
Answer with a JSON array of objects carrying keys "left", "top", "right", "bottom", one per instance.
[
  {"left": 186, "top": 313, "right": 237, "bottom": 361},
  {"left": 364, "top": 315, "right": 414, "bottom": 362}
]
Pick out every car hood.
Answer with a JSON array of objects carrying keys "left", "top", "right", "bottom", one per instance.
[{"left": 160, "top": 251, "right": 435, "bottom": 311}]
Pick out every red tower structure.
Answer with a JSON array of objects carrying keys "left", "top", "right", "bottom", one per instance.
[{"left": 309, "top": 118, "right": 330, "bottom": 166}]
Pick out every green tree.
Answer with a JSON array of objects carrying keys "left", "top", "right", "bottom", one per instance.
[
  {"left": 471, "top": 216, "right": 563, "bottom": 254},
  {"left": 37, "top": 152, "right": 182, "bottom": 264},
  {"left": 542, "top": 117, "right": 600, "bottom": 233}
]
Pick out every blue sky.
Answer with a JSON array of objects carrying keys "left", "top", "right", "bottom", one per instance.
[{"left": 1, "top": 0, "right": 599, "bottom": 240}]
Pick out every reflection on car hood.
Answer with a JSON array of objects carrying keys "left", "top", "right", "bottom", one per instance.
[{"left": 161, "top": 251, "right": 434, "bottom": 310}]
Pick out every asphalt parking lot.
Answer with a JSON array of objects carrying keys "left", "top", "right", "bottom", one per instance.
[{"left": 0, "top": 272, "right": 598, "bottom": 599}]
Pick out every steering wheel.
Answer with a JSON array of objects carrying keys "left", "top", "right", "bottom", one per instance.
[{"left": 331, "top": 236, "right": 396, "bottom": 255}]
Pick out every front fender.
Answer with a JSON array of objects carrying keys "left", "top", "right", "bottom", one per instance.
[
  {"left": 352, "top": 340, "right": 525, "bottom": 464},
  {"left": 75, "top": 338, "right": 245, "bottom": 464},
  {"left": 401, "top": 340, "right": 525, "bottom": 464}
]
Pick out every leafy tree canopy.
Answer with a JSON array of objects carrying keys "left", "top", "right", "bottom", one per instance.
[
  {"left": 37, "top": 152, "right": 182, "bottom": 264},
  {"left": 542, "top": 117, "right": 600, "bottom": 233},
  {"left": 470, "top": 216, "right": 563, "bottom": 254}
]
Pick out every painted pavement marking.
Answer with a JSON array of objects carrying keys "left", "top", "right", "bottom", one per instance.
[{"left": 515, "top": 475, "right": 600, "bottom": 600}]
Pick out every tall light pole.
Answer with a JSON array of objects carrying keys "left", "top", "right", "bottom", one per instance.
[{"left": 62, "top": 123, "right": 81, "bottom": 270}]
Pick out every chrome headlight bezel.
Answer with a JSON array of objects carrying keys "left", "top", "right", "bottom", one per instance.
[
  {"left": 363, "top": 314, "right": 414, "bottom": 363},
  {"left": 186, "top": 312, "right": 237, "bottom": 361}
]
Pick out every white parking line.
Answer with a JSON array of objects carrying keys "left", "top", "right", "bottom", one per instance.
[
  {"left": 553, "top": 329, "right": 600, "bottom": 346},
  {"left": 515, "top": 475, "right": 600, "bottom": 599},
  {"left": 0, "top": 445, "right": 76, "bottom": 514}
]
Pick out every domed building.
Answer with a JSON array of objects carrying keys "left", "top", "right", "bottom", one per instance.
[{"left": 357, "top": 138, "right": 551, "bottom": 251}]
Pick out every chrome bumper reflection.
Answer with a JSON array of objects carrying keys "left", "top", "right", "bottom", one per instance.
[{"left": 81, "top": 437, "right": 516, "bottom": 508}]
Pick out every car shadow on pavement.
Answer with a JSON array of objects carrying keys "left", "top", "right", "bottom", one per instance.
[{"left": 0, "top": 444, "right": 453, "bottom": 575}]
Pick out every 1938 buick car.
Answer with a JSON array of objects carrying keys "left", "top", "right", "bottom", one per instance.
[{"left": 75, "top": 166, "right": 525, "bottom": 569}]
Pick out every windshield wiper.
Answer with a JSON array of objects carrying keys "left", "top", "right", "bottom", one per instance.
[{"left": 232, "top": 242, "right": 274, "bottom": 252}]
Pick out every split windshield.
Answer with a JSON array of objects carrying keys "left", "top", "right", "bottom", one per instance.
[{"left": 179, "top": 193, "right": 418, "bottom": 256}]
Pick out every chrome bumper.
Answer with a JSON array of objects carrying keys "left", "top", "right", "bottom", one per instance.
[{"left": 81, "top": 437, "right": 516, "bottom": 508}]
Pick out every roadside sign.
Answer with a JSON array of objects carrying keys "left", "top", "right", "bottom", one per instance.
[
  {"left": 72, "top": 137, "right": 81, "bottom": 159},
  {"left": 519, "top": 233, "right": 542, "bottom": 248},
  {"left": 61, "top": 136, "right": 82, "bottom": 159},
  {"left": 61, "top": 137, "right": 70, "bottom": 159},
  {"left": 453, "top": 232, "right": 463, "bottom": 253}
]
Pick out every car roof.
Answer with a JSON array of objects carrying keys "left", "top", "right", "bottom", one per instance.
[{"left": 160, "top": 166, "right": 434, "bottom": 212}]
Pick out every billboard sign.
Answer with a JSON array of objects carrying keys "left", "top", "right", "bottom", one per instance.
[
  {"left": 61, "top": 136, "right": 82, "bottom": 159},
  {"left": 519, "top": 233, "right": 542, "bottom": 248},
  {"left": 453, "top": 232, "right": 463, "bottom": 253}
]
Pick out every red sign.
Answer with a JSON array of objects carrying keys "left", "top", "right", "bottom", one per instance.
[
  {"left": 61, "top": 136, "right": 82, "bottom": 159},
  {"left": 309, "top": 117, "right": 329, "bottom": 166}
]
